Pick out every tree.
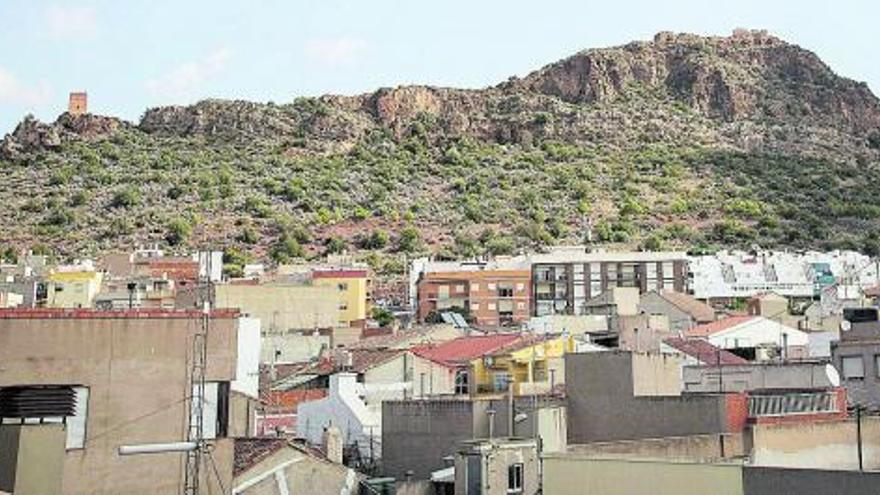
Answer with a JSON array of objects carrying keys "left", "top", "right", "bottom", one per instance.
[
  {"left": 372, "top": 307, "right": 395, "bottom": 327},
  {"left": 396, "top": 226, "right": 422, "bottom": 253},
  {"left": 165, "top": 217, "right": 192, "bottom": 246},
  {"left": 325, "top": 236, "right": 346, "bottom": 254},
  {"left": 359, "top": 229, "right": 389, "bottom": 250},
  {"left": 271, "top": 235, "right": 305, "bottom": 263}
]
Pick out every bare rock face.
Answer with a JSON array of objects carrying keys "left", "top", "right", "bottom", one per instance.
[
  {"left": 514, "top": 29, "right": 880, "bottom": 130},
  {"left": 2, "top": 116, "right": 62, "bottom": 157}
]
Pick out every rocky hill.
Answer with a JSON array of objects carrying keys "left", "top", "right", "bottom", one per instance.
[{"left": 2, "top": 30, "right": 880, "bottom": 275}]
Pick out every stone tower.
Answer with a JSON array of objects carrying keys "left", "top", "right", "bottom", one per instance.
[{"left": 68, "top": 92, "right": 87, "bottom": 115}]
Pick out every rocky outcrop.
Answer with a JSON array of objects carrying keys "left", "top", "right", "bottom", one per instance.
[{"left": 0, "top": 113, "right": 124, "bottom": 160}]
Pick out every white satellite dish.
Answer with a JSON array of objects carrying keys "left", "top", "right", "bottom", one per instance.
[
  {"left": 825, "top": 364, "right": 841, "bottom": 387},
  {"left": 840, "top": 320, "right": 852, "bottom": 332}
]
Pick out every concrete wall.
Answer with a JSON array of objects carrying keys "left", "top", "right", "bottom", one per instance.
[
  {"left": 750, "top": 418, "right": 880, "bottom": 471},
  {"left": 565, "top": 352, "right": 730, "bottom": 443},
  {"left": 542, "top": 455, "right": 744, "bottom": 495},
  {"left": 832, "top": 337, "right": 880, "bottom": 408},
  {"left": 743, "top": 466, "right": 880, "bottom": 495},
  {"left": 262, "top": 332, "right": 329, "bottom": 364},
  {"left": 0, "top": 313, "right": 240, "bottom": 494},
  {"left": 683, "top": 362, "right": 834, "bottom": 393},
  {"left": 382, "top": 400, "right": 476, "bottom": 480},
  {"left": 567, "top": 433, "right": 745, "bottom": 461},
  {"left": 215, "top": 283, "right": 339, "bottom": 331},
  {"left": 411, "top": 355, "right": 456, "bottom": 398},
  {"left": 454, "top": 439, "right": 539, "bottom": 495},
  {"left": 638, "top": 292, "right": 694, "bottom": 333},
  {"left": 0, "top": 424, "right": 66, "bottom": 495}
]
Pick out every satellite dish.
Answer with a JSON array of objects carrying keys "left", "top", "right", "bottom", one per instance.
[
  {"left": 825, "top": 364, "right": 841, "bottom": 387},
  {"left": 840, "top": 320, "right": 852, "bottom": 332}
]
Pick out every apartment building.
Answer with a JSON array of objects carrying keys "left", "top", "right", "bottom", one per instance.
[
  {"left": 417, "top": 267, "right": 531, "bottom": 327},
  {"left": 530, "top": 249, "right": 688, "bottom": 316}
]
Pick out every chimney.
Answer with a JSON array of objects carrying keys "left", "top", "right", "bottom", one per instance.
[{"left": 322, "top": 426, "right": 344, "bottom": 464}]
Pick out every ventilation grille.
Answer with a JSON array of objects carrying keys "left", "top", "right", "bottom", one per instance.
[{"left": 0, "top": 386, "right": 77, "bottom": 418}]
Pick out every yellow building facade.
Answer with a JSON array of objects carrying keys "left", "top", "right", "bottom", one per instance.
[
  {"left": 311, "top": 269, "right": 370, "bottom": 327},
  {"left": 471, "top": 336, "right": 575, "bottom": 395},
  {"left": 45, "top": 270, "right": 104, "bottom": 308}
]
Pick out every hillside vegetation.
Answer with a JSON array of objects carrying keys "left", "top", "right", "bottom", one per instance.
[{"left": 2, "top": 30, "right": 880, "bottom": 274}]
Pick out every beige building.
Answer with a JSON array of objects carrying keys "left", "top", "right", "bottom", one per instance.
[
  {"left": 0, "top": 308, "right": 258, "bottom": 495},
  {"left": 454, "top": 438, "right": 539, "bottom": 495},
  {"left": 543, "top": 455, "right": 744, "bottom": 495},
  {"left": 215, "top": 283, "right": 340, "bottom": 331}
]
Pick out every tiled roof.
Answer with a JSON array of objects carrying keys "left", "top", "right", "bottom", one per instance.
[
  {"left": 663, "top": 337, "right": 748, "bottom": 365},
  {"left": 262, "top": 389, "right": 327, "bottom": 413},
  {"left": 685, "top": 315, "right": 757, "bottom": 338},
  {"left": 310, "top": 348, "right": 405, "bottom": 374},
  {"left": 412, "top": 334, "right": 522, "bottom": 367},
  {"left": 657, "top": 290, "right": 716, "bottom": 323},
  {"left": 233, "top": 438, "right": 288, "bottom": 477}
]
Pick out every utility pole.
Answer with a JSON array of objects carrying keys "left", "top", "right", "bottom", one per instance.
[{"left": 856, "top": 405, "right": 864, "bottom": 472}]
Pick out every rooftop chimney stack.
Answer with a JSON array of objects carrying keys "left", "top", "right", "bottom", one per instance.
[{"left": 68, "top": 92, "right": 87, "bottom": 116}]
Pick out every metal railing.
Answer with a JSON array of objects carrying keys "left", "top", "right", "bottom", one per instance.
[{"left": 748, "top": 391, "right": 839, "bottom": 417}]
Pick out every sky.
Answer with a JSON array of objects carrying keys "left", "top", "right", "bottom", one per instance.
[{"left": 1, "top": 0, "right": 878, "bottom": 134}]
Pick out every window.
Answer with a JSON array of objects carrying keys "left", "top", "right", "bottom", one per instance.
[
  {"left": 488, "top": 302, "right": 496, "bottom": 311},
  {"left": 493, "top": 373, "right": 511, "bottom": 392},
  {"left": 842, "top": 356, "right": 865, "bottom": 380},
  {"left": 516, "top": 283, "right": 525, "bottom": 292},
  {"left": 498, "top": 283, "right": 514, "bottom": 298},
  {"left": 508, "top": 463, "right": 523, "bottom": 493},
  {"left": 875, "top": 355, "right": 880, "bottom": 377},
  {"left": 339, "top": 303, "right": 348, "bottom": 311},
  {"left": 455, "top": 369, "right": 469, "bottom": 394},
  {"left": 454, "top": 284, "right": 466, "bottom": 294},
  {"left": 471, "top": 283, "right": 479, "bottom": 292},
  {"left": 517, "top": 302, "right": 525, "bottom": 310},
  {"left": 337, "top": 282, "right": 348, "bottom": 291},
  {"left": 488, "top": 283, "right": 496, "bottom": 291},
  {"left": 192, "top": 381, "right": 230, "bottom": 439},
  {"left": 471, "top": 302, "right": 480, "bottom": 311}
]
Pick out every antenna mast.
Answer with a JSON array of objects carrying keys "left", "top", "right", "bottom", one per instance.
[{"left": 184, "top": 251, "right": 214, "bottom": 494}]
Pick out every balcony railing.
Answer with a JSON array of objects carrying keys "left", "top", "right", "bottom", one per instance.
[{"left": 748, "top": 391, "right": 839, "bottom": 417}]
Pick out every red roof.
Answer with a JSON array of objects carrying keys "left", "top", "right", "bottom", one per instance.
[
  {"left": 663, "top": 337, "right": 748, "bottom": 365},
  {"left": 311, "top": 269, "right": 368, "bottom": 279},
  {"left": 234, "top": 438, "right": 288, "bottom": 477},
  {"left": 146, "top": 258, "right": 199, "bottom": 281},
  {"left": 0, "top": 308, "right": 240, "bottom": 319},
  {"left": 310, "top": 348, "right": 405, "bottom": 375},
  {"left": 685, "top": 316, "right": 757, "bottom": 338},
  {"left": 262, "top": 389, "right": 326, "bottom": 412},
  {"left": 413, "top": 334, "right": 522, "bottom": 367}
]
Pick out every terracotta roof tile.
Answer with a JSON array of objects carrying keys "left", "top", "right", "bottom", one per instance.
[
  {"left": 684, "top": 315, "right": 757, "bottom": 338},
  {"left": 310, "top": 348, "right": 405, "bottom": 375},
  {"left": 233, "top": 438, "right": 288, "bottom": 477},
  {"left": 262, "top": 389, "right": 327, "bottom": 413},
  {"left": 663, "top": 337, "right": 748, "bottom": 365},
  {"left": 412, "top": 334, "right": 522, "bottom": 367}
]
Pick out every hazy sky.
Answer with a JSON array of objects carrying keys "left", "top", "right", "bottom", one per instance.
[{"left": 1, "top": 0, "right": 877, "bottom": 133}]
